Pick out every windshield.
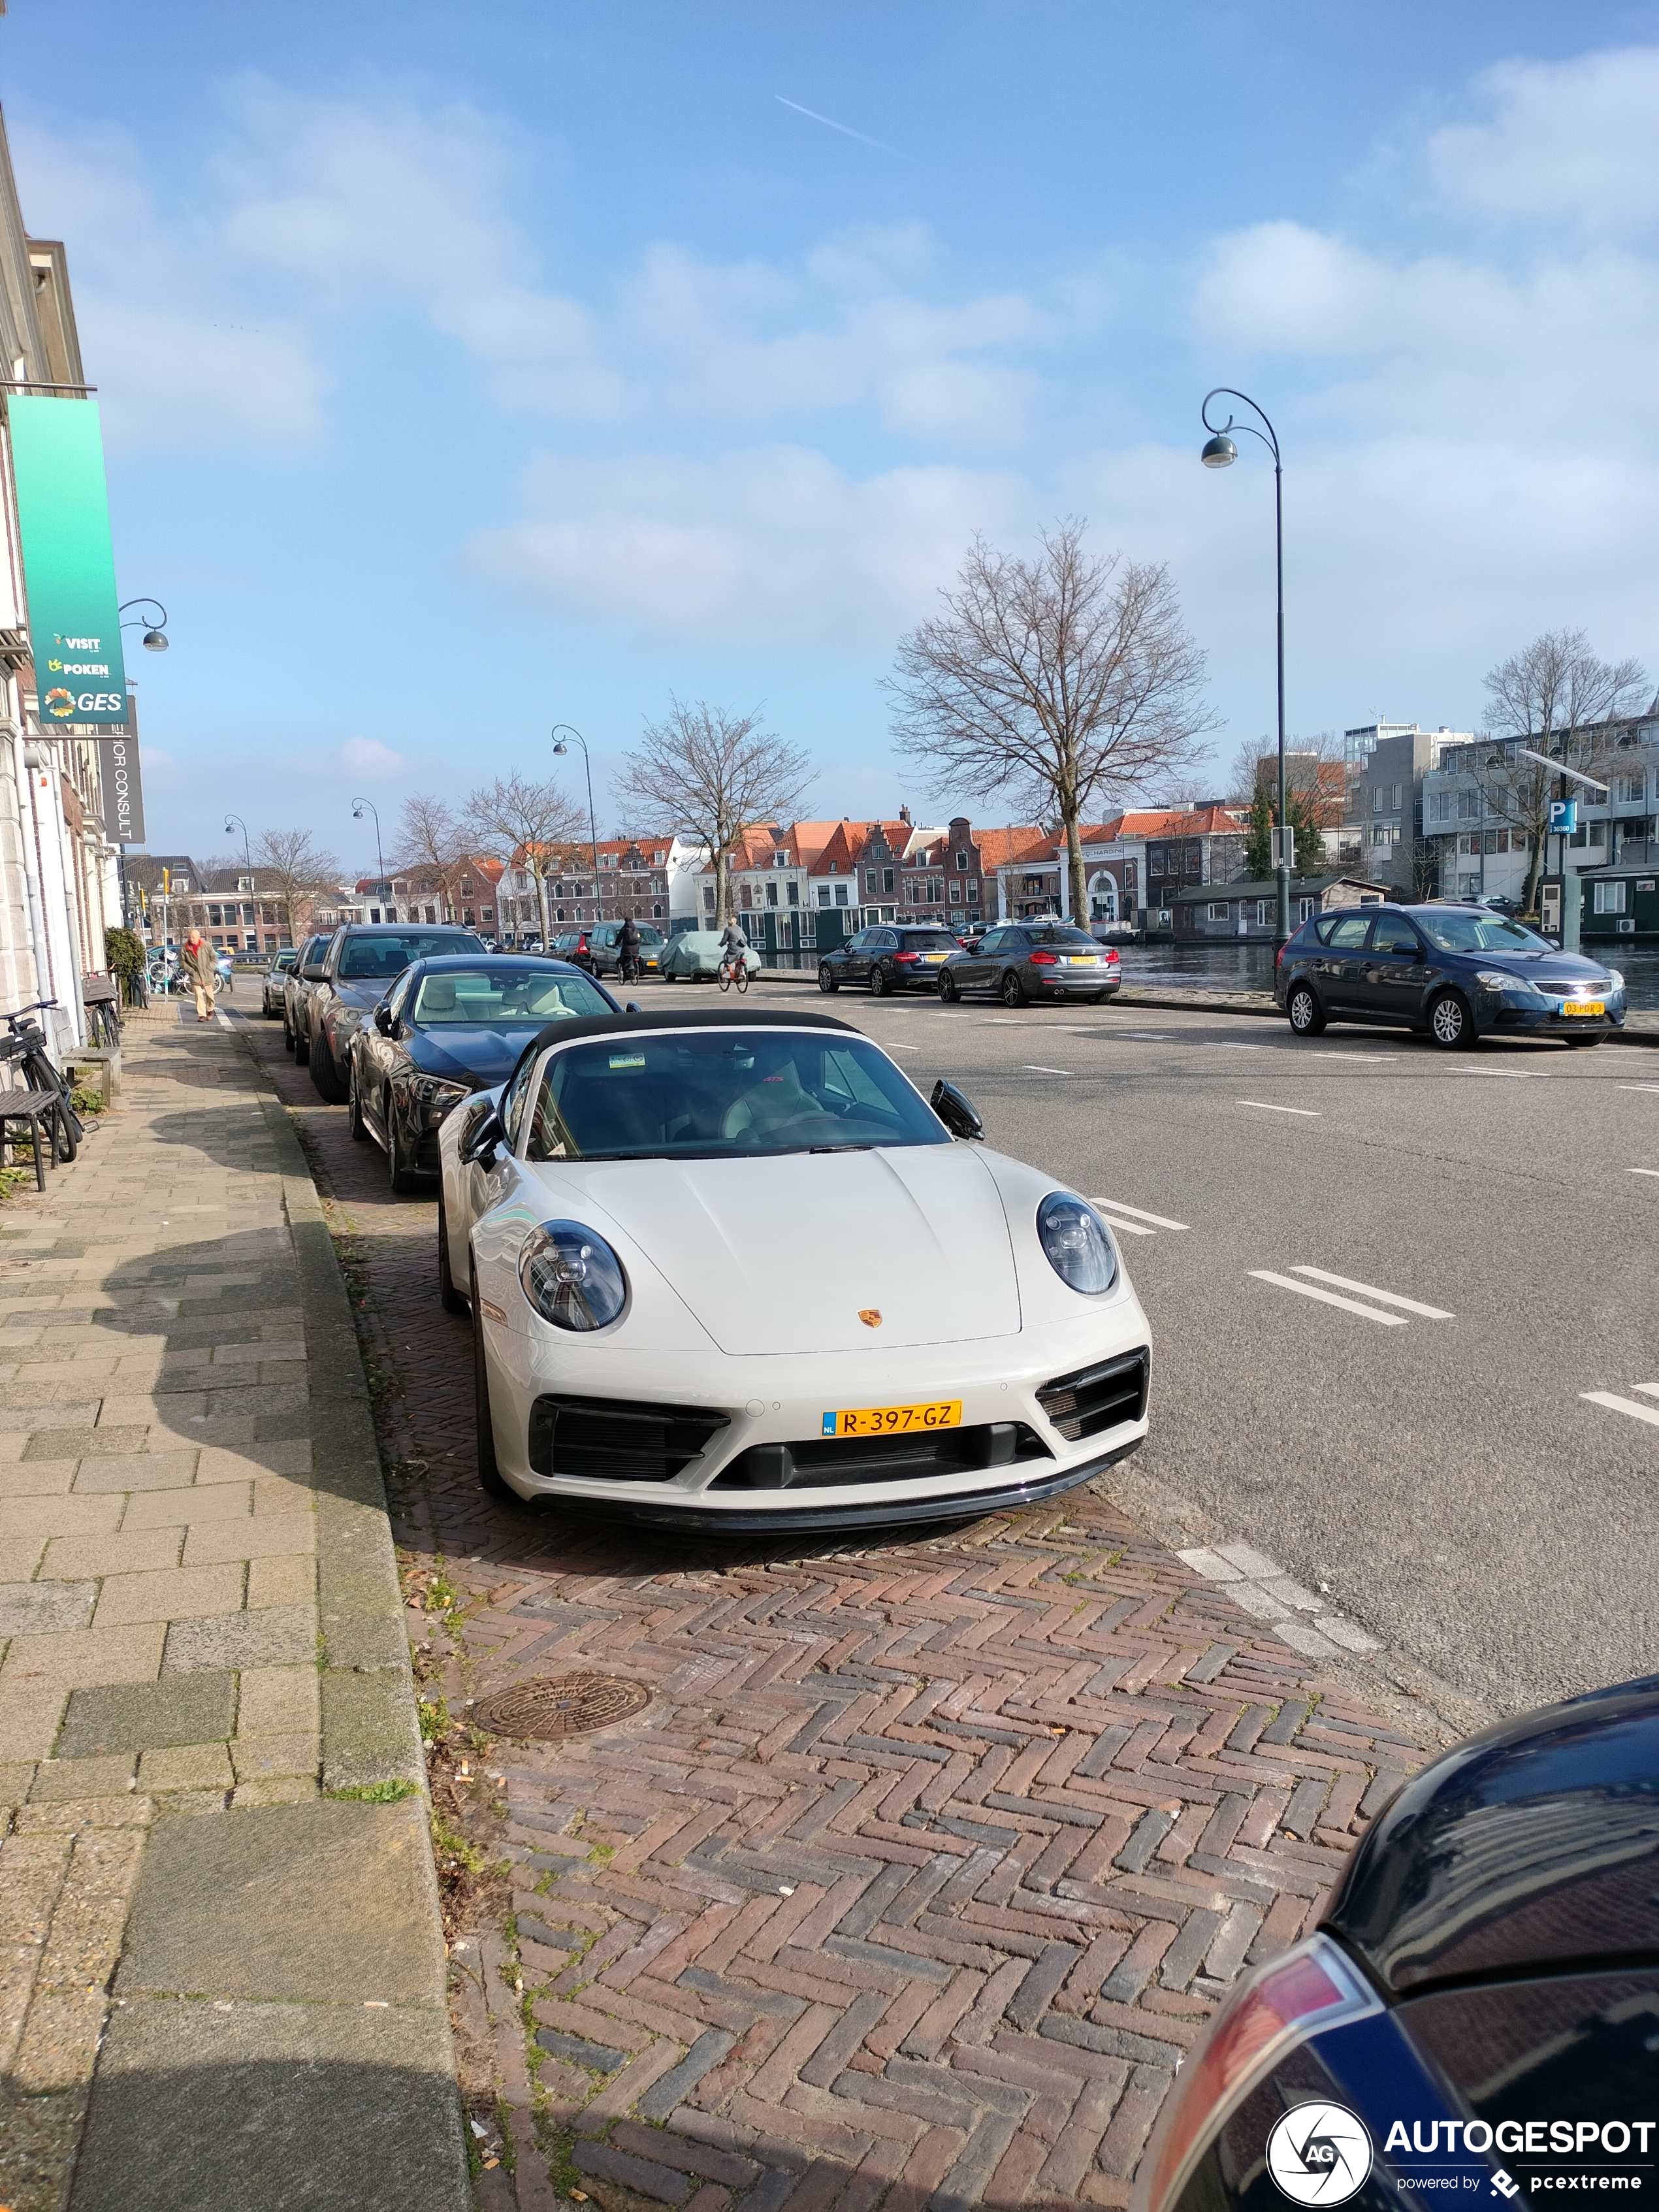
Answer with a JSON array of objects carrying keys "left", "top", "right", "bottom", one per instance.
[
  {"left": 339, "top": 932, "right": 484, "bottom": 979},
  {"left": 1417, "top": 913, "right": 1555, "bottom": 954},
  {"left": 525, "top": 1030, "right": 950, "bottom": 1163},
  {"left": 410, "top": 965, "right": 611, "bottom": 1025},
  {"left": 1023, "top": 924, "right": 1098, "bottom": 947}
]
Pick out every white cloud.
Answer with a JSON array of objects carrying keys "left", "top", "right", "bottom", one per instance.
[
  {"left": 471, "top": 446, "right": 1030, "bottom": 643},
  {"left": 334, "top": 737, "right": 406, "bottom": 781},
  {"left": 1426, "top": 48, "right": 1659, "bottom": 231}
]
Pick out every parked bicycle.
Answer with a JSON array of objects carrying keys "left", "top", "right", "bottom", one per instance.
[
  {"left": 0, "top": 1001, "right": 81, "bottom": 1162},
  {"left": 83, "top": 988, "right": 122, "bottom": 1049}
]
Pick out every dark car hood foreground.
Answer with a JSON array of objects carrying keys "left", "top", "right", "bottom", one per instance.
[
  {"left": 406, "top": 1026, "right": 546, "bottom": 1087},
  {"left": 1323, "top": 1672, "right": 1659, "bottom": 1994}
]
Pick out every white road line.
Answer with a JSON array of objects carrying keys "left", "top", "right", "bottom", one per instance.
[
  {"left": 1308, "top": 1051, "right": 1400, "bottom": 1062},
  {"left": 1249, "top": 1271, "right": 1409, "bottom": 1326},
  {"left": 1451, "top": 1065, "right": 1541, "bottom": 1080},
  {"left": 1095, "top": 1212, "right": 1157, "bottom": 1235},
  {"left": 1290, "top": 1266, "right": 1453, "bottom": 1319},
  {"left": 1023, "top": 1064, "right": 1071, "bottom": 1076},
  {"left": 886, "top": 1042, "right": 920, "bottom": 1052},
  {"left": 1212, "top": 1041, "right": 1270, "bottom": 1050},
  {"left": 1581, "top": 1390, "right": 1659, "bottom": 1429},
  {"left": 1628, "top": 1167, "right": 1659, "bottom": 1178},
  {"left": 1087, "top": 1197, "right": 1191, "bottom": 1231},
  {"left": 983, "top": 1018, "right": 1033, "bottom": 1025},
  {"left": 1237, "top": 1099, "right": 1319, "bottom": 1116},
  {"left": 1635, "top": 1383, "right": 1659, "bottom": 1400},
  {"left": 1619, "top": 1084, "right": 1659, "bottom": 1096}
]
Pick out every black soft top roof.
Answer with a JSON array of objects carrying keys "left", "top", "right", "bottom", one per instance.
[{"left": 504, "top": 1007, "right": 855, "bottom": 1096}]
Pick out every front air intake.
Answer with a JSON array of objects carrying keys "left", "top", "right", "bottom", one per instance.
[{"left": 1036, "top": 1349, "right": 1149, "bottom": 1442}]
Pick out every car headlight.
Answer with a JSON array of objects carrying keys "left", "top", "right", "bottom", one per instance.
[
  {"left": 1472, "top": 969, "right": 1528, "bottom": 992},
  {"left": 519, "top": 1221, "right": 628, "bottom": 1331},
  {"left": 1605, "top": 969, "right": 1624, "bottom": 992},
  {"left": 404, "top": 1073, "right": 469, "bottom": 1115},
  {"left": 1037, "top": 1192, "right": 1118, "bottom": 1295}
]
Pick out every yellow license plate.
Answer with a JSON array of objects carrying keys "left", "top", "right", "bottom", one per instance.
[
  {"left": 1562, "top": 1000, "right": 1604, "bottom": 1017},
  {"left": 1065, "top": 954, "right": 1097, "bottom": 965},
  {"left": 823, "top": 1400, "right": 962, "bottom": 1437}
]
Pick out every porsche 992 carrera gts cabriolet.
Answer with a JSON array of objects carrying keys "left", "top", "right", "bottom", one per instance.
[{"left": 438, "top": 1007, "right": 1151, "bottom": 1530}]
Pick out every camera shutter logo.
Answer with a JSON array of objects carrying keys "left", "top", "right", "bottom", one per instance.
[{"left": 1266, "top": 2102, "right": 1374, "bottom": 2205}]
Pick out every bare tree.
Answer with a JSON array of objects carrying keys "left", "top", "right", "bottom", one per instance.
[
  {"left": 615, "top": 700, "right": 813, "bottom": 924},
  {"left": 1226, "top": 730, "right": 1345, "bottom": 806},
  {"left": 251, "top": 828, "right": 342, "bottom": 944},
  {"left": 887, "top": 522, "right": 1217, "bottom": 923},
  {"left": 464, "top": 774, "right": 588, "bottom": 943},
  {"left": 1476, "top": 627, "right": 1648, "bottom": 911},
  {"left": 389, "top": 794, "right": 470, "bottom": 921}
]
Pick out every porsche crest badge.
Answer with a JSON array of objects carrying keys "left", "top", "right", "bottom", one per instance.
[{"left": 858, "top": 1309, "right": 882, "bottom": 1328}]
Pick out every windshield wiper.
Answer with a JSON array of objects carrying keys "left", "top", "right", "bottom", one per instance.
[{"left": 808, "top": 1142, "right": 874, "bottom": 1154}]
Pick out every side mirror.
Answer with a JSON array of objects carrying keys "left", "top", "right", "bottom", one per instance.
[
  {"left": 624, "top": 1000, "right": 642, "bottom": 1014},
  {"left": 931, "top": 1078, "right": 984, "bottom": 1141},
  {"left": 460, "top": 1106, "right": 505, "bottom": 1167},
  {"left": 301, "top": 964, "right": 328, "bottom": 984},
  {"left": 374, "top": 1005, "right": 393, "bottom": 1035}
]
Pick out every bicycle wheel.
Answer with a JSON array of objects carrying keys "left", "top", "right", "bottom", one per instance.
[
  {"left": 23, "top": 1047, "right": 79, "bottom": 1162},
  {"left": 717, "top": 962, "right": 732, "bottom": 992},
  {"left": 734, "top": 961, "right": 750, "bottom": 994}
]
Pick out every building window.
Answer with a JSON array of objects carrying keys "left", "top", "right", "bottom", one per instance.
[
  {"left": 1372, "top": 789, "right": 1383, "bottom": 815},
  {"left": 1256, "top": 901, "right": 1271, "bottom": 926},
  {"left": 1429, "top": 791, "right": 1451, "bottom": 823},
  {"left": 765, "top": 882, "right": 779, "bottom": 907},
  {"left": 1616, "top": 774, "right": 1646, "bottom": 804},
  {"left": 816, "top": 885, "right": 831, "bottom": 908},
  {"left": 1207, "top": 902, "right": 1230, "bottom": 921},
  {"left": 865, "top": 871, "right": 877, "bottom": 892},
  {"left": 956, "top": 850, "right": 969, "bottom": 869},
  {"left": 833, "top": 883, "right": 848, "bottom": 906},
  {"left": 1298, "top": 896, "right": 1315, "bottom": 921},
  {"left": 703, "top": 886, "right": 716, "bottom": 911},
  {"left": 1458, "top": 789, "right": 1481, "bottom": 821},
  {"left": 787, "top": 882, "right": 799, "bottom": 905},
  {"left": 1594, "top": 881, "right": 1626, "bottom": 914},
  {"left": 948, "top": 881, "right": 961, "bottom": 903}
]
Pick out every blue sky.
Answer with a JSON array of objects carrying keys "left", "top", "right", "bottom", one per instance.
[{"left": 7, "top": 1, "right": 1659, "bottom": 871}]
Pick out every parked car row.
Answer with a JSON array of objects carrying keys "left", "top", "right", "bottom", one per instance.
[{"left": 818, "top": 920, "right": 1123, "bottom": 1006}]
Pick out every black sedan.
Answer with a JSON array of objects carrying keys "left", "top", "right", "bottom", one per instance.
[
  {"left": 816, "top": 924, "right": 961, "bottom": 996},
  {"left": 346, "top": 956, "right": 620, "bottom": 1191},
  {"left": 1136, "top": 1670, "right": 1659, "bottom": 2212},
  {"left": 1276, "top": 902, "right": 1626, "bottom": 1048}
]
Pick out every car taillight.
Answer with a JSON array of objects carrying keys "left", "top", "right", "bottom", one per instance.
[
  {"left": 1029, "top": 949, "right": 1057, "bottom": 965},
  {"left": 1133, "top": 1936, "right": 1380, "bottom": 2212},
  {"left": 895, "top": 952, "right": 919, "bottom": 964},
  {"left": 1105, "top": 947, "right": 1120, "bottom": 963}
]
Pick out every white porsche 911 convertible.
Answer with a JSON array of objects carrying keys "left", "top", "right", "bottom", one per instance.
[{"left": 437, "top": 1008, "right": 1150, "bottom": 1531}]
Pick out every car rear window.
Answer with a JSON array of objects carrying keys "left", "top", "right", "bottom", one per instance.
[
  {"left": 1022, "top": 924, "right": 1097, "bottom": 948},
  {"left": 338, "top": 932, "right": 485, "bottom": 979},
  {"left": 899, "top": 931, "right": 959, "bottom": 950}
]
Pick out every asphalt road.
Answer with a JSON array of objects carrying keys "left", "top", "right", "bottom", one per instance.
[
  {"left": 233, "top": 975, "right": 1659, "bottom": 1722},
  {"left": 739, "top": 974, "right": 1659, "bottom": 1717}
]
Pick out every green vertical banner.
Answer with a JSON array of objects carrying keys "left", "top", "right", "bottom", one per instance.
[{"left": 7, "top": 394, "right": 129, "bottom": 726}]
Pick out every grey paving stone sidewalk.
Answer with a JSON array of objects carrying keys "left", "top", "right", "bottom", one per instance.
[{"left": 0, "top": 1005, "right": 466, "bottom": 2212}]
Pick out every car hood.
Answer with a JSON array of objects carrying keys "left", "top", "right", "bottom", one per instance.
[
  {"left": 551, "top": 1143, "right": 1021, "bottom": 1355},
  {"left": 333, "top": 978, "right": 396, "bottom": 1011},
  {"left": 1322, "top": 1671, "right": 1659, "bottom": 1994},
  {"left": 407, "top": 1026, "right": 545, "bottom": 1087},
  {"left": 1448, "top": 949, "right": 1615, "bottom": 988}
]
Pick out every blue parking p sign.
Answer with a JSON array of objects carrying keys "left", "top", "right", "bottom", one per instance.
[{"left": 1548, "top": 798, "right": 1578, "bottom": 835}]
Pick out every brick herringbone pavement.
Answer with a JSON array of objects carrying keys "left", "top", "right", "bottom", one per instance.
[{"left": 238, "top": 1012, "right": 1434, "bottom": 2212}]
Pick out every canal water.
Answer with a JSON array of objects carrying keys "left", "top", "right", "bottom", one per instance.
[{"left": 1118, "top": 940, "right": 1659, "bottom": 1011}]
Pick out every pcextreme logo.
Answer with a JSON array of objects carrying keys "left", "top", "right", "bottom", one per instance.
[{"left": 1268, "top": 2102, "right": 1376, "bottom": 2205}]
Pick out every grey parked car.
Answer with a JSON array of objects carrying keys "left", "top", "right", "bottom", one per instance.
[
  {"left": 301, "top": 924, "right": 487, "bottom": 1101},
  {"left": 261, "top": 947, "right": 298, "bottom": 1018},
  {"left": 939, "top": 920, "right": 1121, "bottom": 1007},
  {"left": 283, "top": 934, "right": 334, "bottom": 1059}
]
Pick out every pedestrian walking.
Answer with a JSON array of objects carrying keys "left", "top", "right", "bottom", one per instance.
[{"left": 180, "top": 927, "right": 219, "bottom": 1022}]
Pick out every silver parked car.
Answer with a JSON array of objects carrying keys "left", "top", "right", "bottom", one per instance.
[
  {"left": 261, "top": 947, "right": 299, "bottom": 1018},
  {"left": 939, "top": 920, "right": 1121, "bottom": 1007},
  {"left": 659, "top": 930, "right": 762, "bottom": 983}
]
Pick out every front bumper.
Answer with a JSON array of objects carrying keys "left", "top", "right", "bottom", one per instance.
[
  {"left": 482, "top": 1302, "right": 1152, "bottom": 1523},
  {"left": 1477, "top": 990, "right": 1626, "bottom": 1034}
]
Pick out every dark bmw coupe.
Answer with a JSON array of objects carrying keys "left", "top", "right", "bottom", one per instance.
[{"left": 346, "top": 955, "right": 620, "bottom": 1191}]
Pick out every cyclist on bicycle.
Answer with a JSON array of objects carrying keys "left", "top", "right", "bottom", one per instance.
[
  {"left": 617, "top": 915, "right": 643, "bottom": 984},
  {"left": 719, "top": 915, "right": 749, "bottom": 975}
]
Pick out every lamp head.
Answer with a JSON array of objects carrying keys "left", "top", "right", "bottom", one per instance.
[
  {"left": 552, "top": 740, "right": 569, "bottom": 756},
  {"left": 1200, "top": 432, "right": 1237, "bottom": 469},
  {"left": 141, "top": 628, "right": 168, "bottom": 652}
]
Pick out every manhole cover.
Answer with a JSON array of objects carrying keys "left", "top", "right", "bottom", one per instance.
[{"left": 472, "top": 1672, "right": 651, "bottom": 1741}]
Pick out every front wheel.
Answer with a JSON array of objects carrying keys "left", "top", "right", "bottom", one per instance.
[
  {"left": 310, "top": 1038, "right": 347, "bottom": 1102},
  {"left": 733, "top": 961, "right": 750, "bottom": 994},
  {"left": 472, "top": 1293, "right": 517, "bottom": 1501},
  {"left": 818, "top": 964, "right": 839, "bottom": 994},
  {"left": 1287, "top": 983, "right": 1326, "bottom": 1037},
  {"left": 1562, "top": 1033, "right": 1604, "bottom": 1049},
  {"left": 938, "top": 970, "right": 959, "bottom": 1003},
  {"left": 438, "top": 1184, "right": 468, "bottom": 1314},
  {"left": 1427, "top": 990, "right": 1474, "bottom": 1050},
  {"left": 999, "top": 969, "right": 1025, "bottom": 1008}
]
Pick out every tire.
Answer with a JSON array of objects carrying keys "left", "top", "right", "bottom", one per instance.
[
  {"left": 734, "top": 962, "right": 750, "bottom": 994},
  {"left": 1427, "top": 990, "right": 1474, "bottom": 1050},
  {"left": 293, "top": 1017, "right": 310, "bottom": 1067},
  {"left": 347, "top": 1061, "right": 370, "bottom": 1143},
  {"left": 818, "top": 964, "right": 839, "bottom": 994},
  {"left": 282, "top": 1018, "right": 295, "bottom": 1058},
  {"left": 262, "top": 1000, "right": 278, "bottom": 1020},
  {"left": 438, "top": 1184, "right": 468, "bottom": 1314},
  {"left": 999, "top": 968, "right": 1026, "bottom": 1008},
  {"left": 869, "top": 963, "right": 889, "bottom": 997},
  {"left": 1562, "top": 1033, "right": 1604, "bottom": 1048},
  {"left": 1287, "top": 983, "right": 1326, "bottom": 1037},
  {"left": 310, "top": 1035, "right": 347, "bottom": 1102},
  {"left": 939, "top": 970, "right": 959, "bottom": 1003},
  {"left": 717, "top": 962, "right": 732, "bottom": 993},
  {"left": 387, "top": 1102, "right": 420, "bottom": 1194},
  {"left": 1087, "top": 992, "right": 1109, "bottom": 1005},
  {"left": 472, "top": 1292, "right": 516, "bottom": 1501}
]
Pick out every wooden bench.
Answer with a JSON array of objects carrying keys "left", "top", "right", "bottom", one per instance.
[{"left": 0, "top": 1084, "right": 65, "bottom": 1188}]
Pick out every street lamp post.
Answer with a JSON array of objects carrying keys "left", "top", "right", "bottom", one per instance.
[
  {"left": 551, "top": 724, "right": 602, "bottom": 924},
  {"left": 118, "top": 598, "right": 170, "bottom": 653},
  {"left": 224, "top": 813, "right": 253, "bottom": 958},
  {"left": 1200, "top": 388, "right": 1290, "bottom": 947},
  {"left": 351, "top": 797, "right": 385, "bottom": 882}
]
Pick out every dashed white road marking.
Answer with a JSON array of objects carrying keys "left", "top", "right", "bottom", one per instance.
[
  {"left": 886, "top": 1042, "right": 920, "bottom": 1052},
  {"left": 1305, "top": 1050, "right": 1401, "bottom": 1062},
  {"left": 1289, "top": 1266, "right": 1453, "bottom": 1320},
  {"left": 1619, "top": 1084, "right": 1659, "bottom": 1096},
  {"left": 1023, "top": 1064, "right": 1071, "bottom": 1076},
  {"left": 1628, "top": 1167, "right": 1659, "bottom": 1178},
  {"left": 1250, "top": 1269, "right": 1409, "bottom": 1325},
  {"left": 1087, "top": 1197, "right": 1191, "bottom": 1231},
  {"left": 1212, "top": 1041, "right": 1271, "bottom": 1050},
  {"left": 1635, "top": 1383, "right": 1659, "bottom": 1400},
  {"left": 1237, "top": 1099, "right": 1319, "bottom": 1116},
  {"left": 1451, "top": 1065, "right": 1541, "bottom": 1080},
  {"left": 1095, "top": 1212, "right": 1156, "bottom": 1235},
  {"left": 1581, "top": 1390, "right": 1659, "bottom": 1430}
]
